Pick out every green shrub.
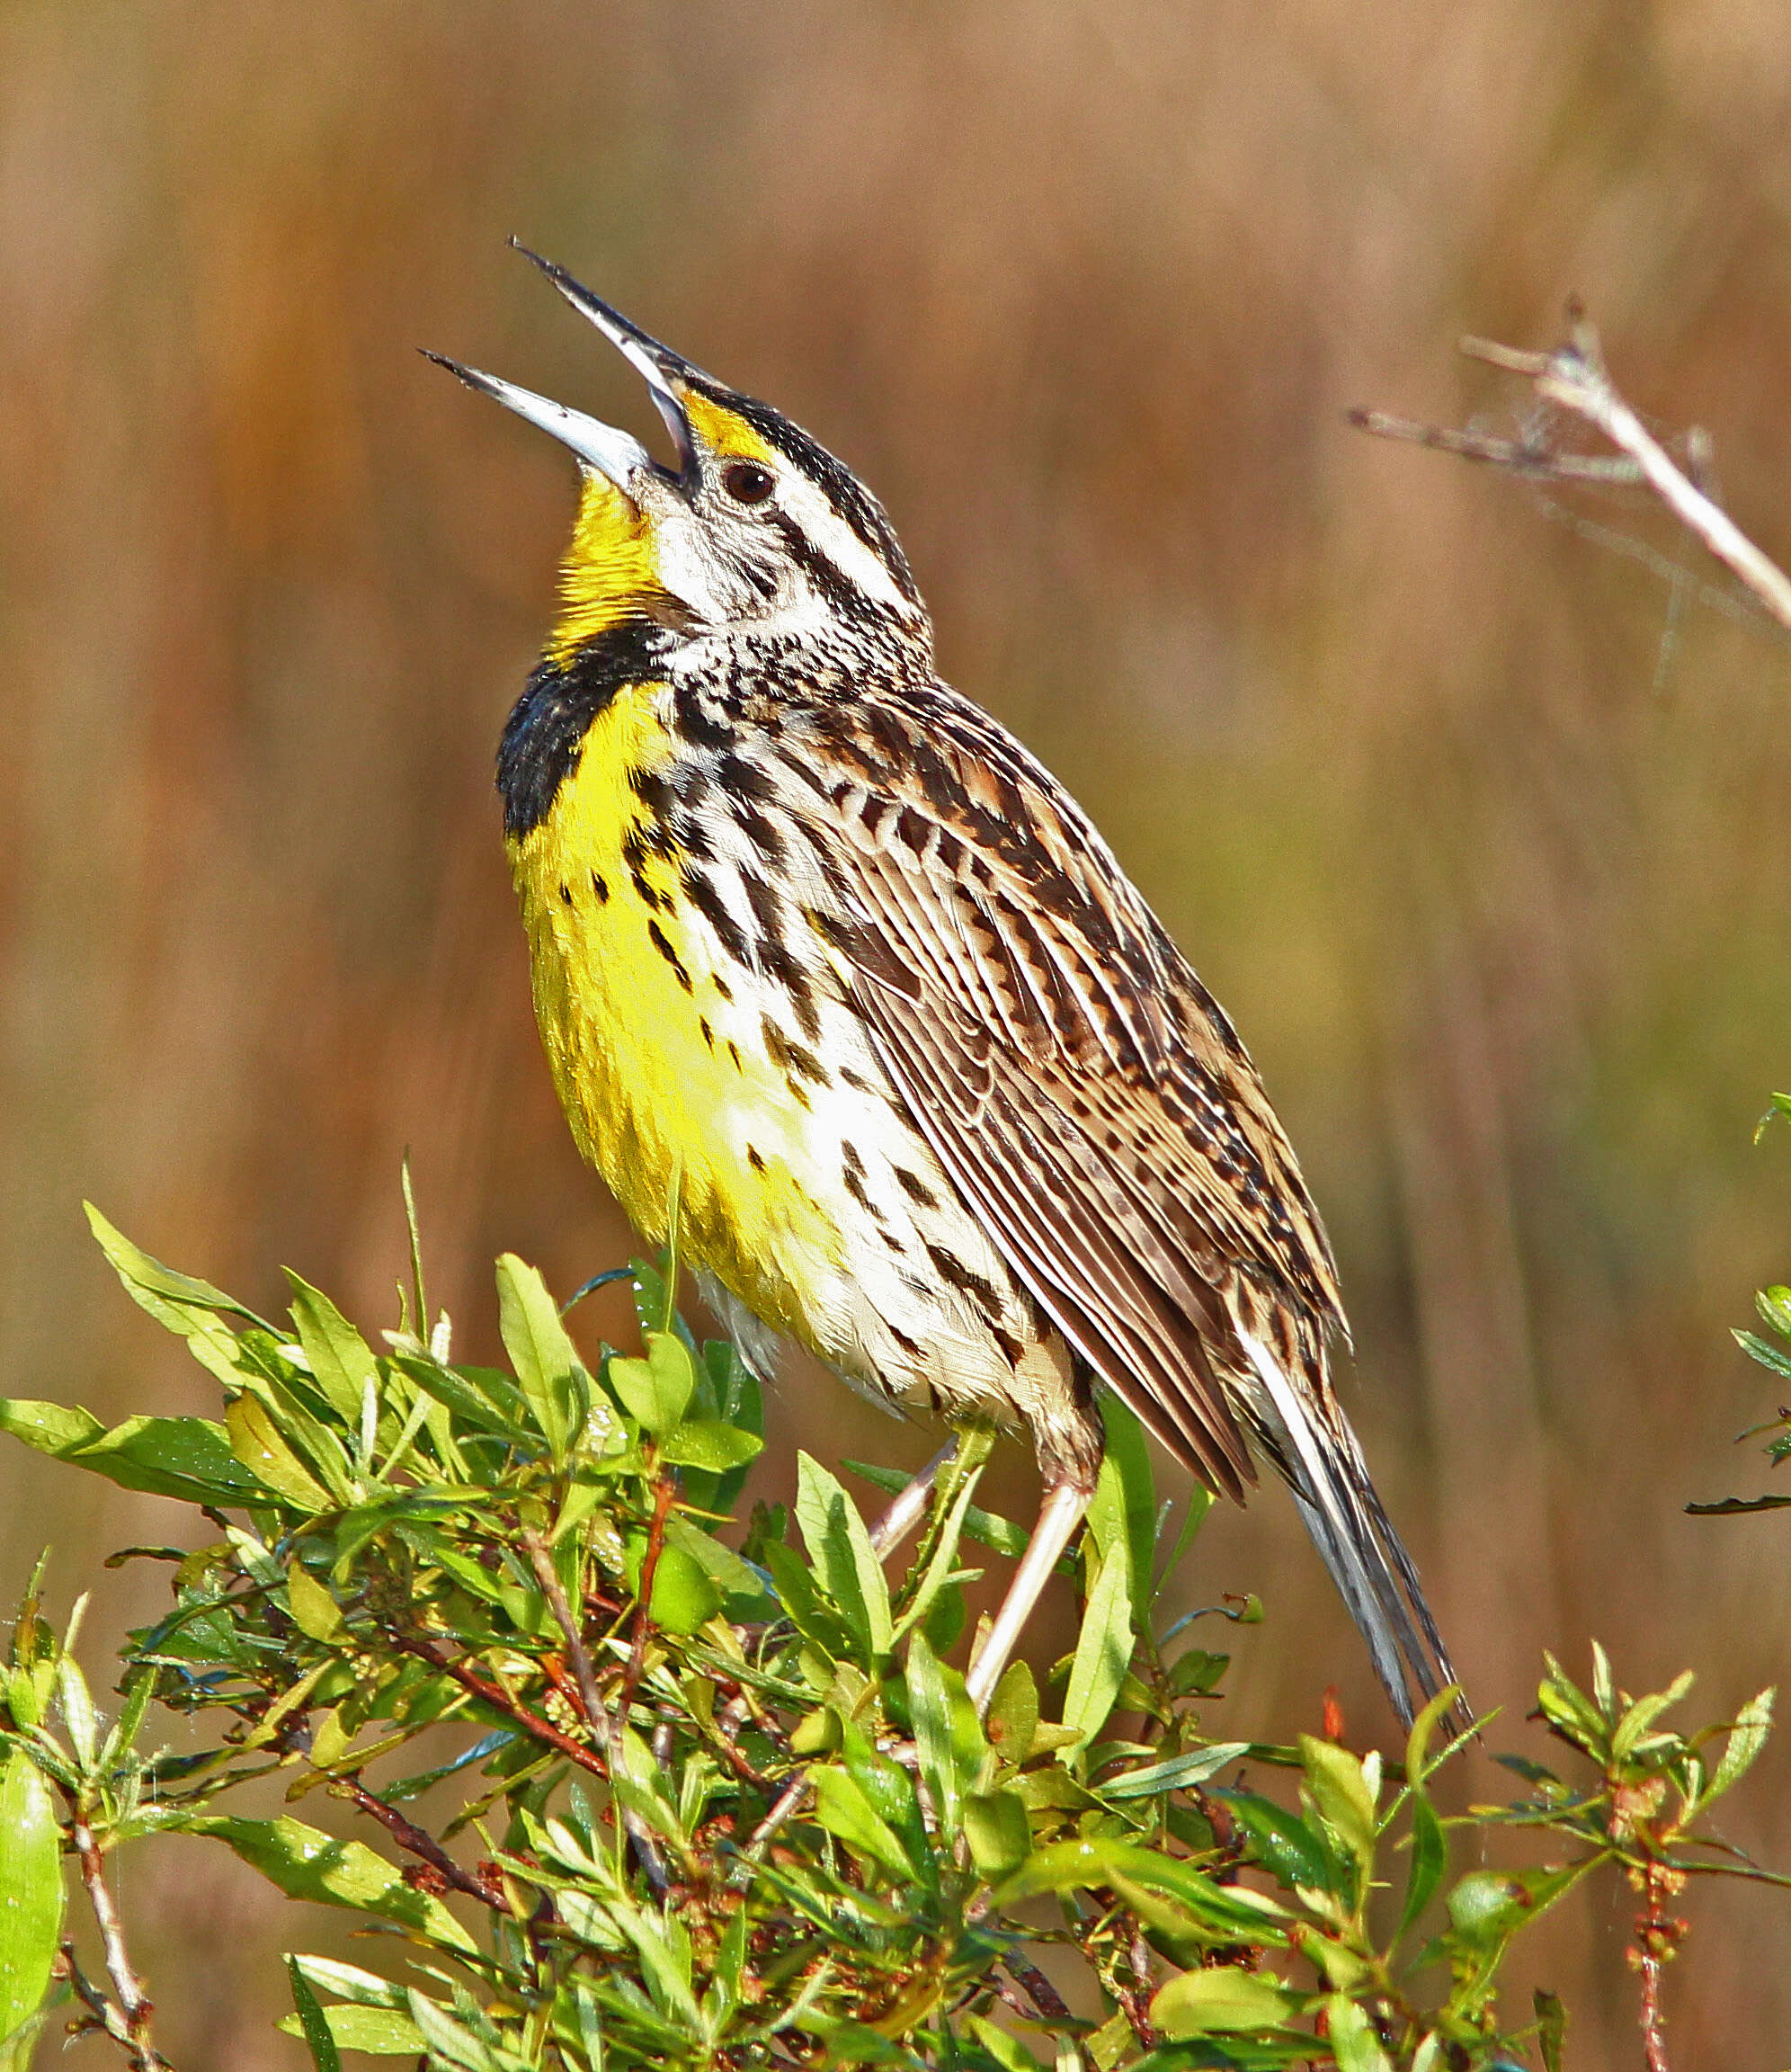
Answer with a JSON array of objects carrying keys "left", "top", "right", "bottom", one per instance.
[{"left": 0, "top": 1194, "right": 1780, "bottom": 2070}]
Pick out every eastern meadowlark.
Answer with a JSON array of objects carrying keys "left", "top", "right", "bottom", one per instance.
[{"left": 432, "top": 246, "right": 1459, "bottom": 1724}]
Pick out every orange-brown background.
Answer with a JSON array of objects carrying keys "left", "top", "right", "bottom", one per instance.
[{"left": 4, "top": 4, "right": 1790, "bottom": 2063}]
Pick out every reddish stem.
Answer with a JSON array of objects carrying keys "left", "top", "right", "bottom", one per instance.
[
  {"left": 1637, "top": 1860, "right": 1672, "bottom": 2072},
  {"left": 623, "top": 1472, "right": 678, "bottom": 1717},
  {"left": 385, "top": 1626, "right": 608, "bottom": 1778},
  {"left": 339, "top": 1776, "right": 509, "bottom": 1910}
]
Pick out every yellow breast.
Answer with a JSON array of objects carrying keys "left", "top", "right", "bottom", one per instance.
[{"left": 507, "top": 681, "right": 845, "bottom": 1339}]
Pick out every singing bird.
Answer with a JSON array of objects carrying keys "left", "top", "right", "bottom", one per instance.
[{"left": 433, "top": 247, "right": 1458, "bottom": 1722}]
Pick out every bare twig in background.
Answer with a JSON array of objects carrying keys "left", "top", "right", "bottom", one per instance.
[
  {"left": 69, "top": 1823, "right": 170, "bottom": 2071},
  {"left": 1350, "top": 301, "right": 1791, "bottom": 636}
]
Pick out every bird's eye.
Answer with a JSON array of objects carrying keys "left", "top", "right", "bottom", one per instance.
[{"left": 721, "top": 460, "right": 776, "bottom": 505}]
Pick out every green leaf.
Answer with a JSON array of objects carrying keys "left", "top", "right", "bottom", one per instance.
[
  {"left": 892, "top": 1469, "right": 983, "bottom": 1644},
  {"left": 1088, "top": 1393, "right": 1155, "bottom": 1630},
  {"left": 1534, "top": 1988, "right": 1566, "bottom": 2072},
  {"left": 287, "top": 1955, "right": 344, "bottom": 2072},
  {"left": 609, "top": 1332, "right": 697, "bottom": 1439},
  {"left": 405, "top": 1992, "right": 532, "bottom": 2072},
  {"left": 1536, "top": 1653, "right": 1608, "bottom": 1750},
  {"left": 758, "top": 1541, "right": 852, "bottom": 1660},
  {"left": 634, "top": 1541, "right": 721, "bottom": 1635},
  {"left": 1100, "top": 1743, "right": 1250, "bottom": 1800},
  {"left": 1708, "top": 1687, "right": 1775, "bottom": 1803},
  {"left": 905, "top": 1632, "right": 961, "bottom": 1833},
  {"left": 1156, "top": 1486, "right": 1216, "bottom": 1593},
  {"left": 702, "top": 1342, "right": 762, "bottom": 1512},
  {"left": 985, "top": 1659, "right": 1039, "bottom": 1766},
  {"left": 56, "top": 1654, "right": 97, "bottom": 1771},
  {"left": 811, "top": 1765, "right": 913, "bottom": 1881},
  {"left": 609, "top": 1898, "right": 701, "bottom": 2030},
  {"left": 0, "top": 1400, "right": 263, "bottom": 1507},
  {"left": 1150, "top": 1965, "right": 1296, "bottom": 2038},
  {"left": 1212, "top": 1790, "right": 1332, "bottom": 1892},
  {"left": 662, "top": 1516, "right": 776, "bottom": 1619},
  {"left": 1325, "top": 1995, "right": 1394, "bottom": 2072},
  {"left": 85, "top": 1204, "right": 267, "bottom": 1339},
  {"left": 286, "top": 1563, "right": 346, "bottom": 1645},
  {"left": 284, "top": 1273, "right": 380, "bottom": 1425},
  {"left": 182, "top": 1816, "right": 476, "bottom": 1951},
  {"left": 1063, "top": 1541, "right": 1134, "bottom": 1754},
  {"left": 1398, "top": 1792, "right": 1447, "bottom": 1939},
  {"left": 1611, "top": 1671, "right": 1695, "bottom": 1761},
  {"left": 96, "top": 1414, "right": 276, "bottom": 1504},
  {"left": 963, "top": 1790, "right": 1031, "bottom": 1880},
  {"left": 0, "top": 2013, "right": 50, "bottom": 2072},
  {"left": 495, "top": 1255, "right": 588, "bottom": 1457},
  {"left": 1735, "top": 1328, "right": 1791, "bottom": 1380},
  {"left": 389, "top": 1354, "right": 526, "bottom": 1441},
  {"left": 0, "top": 1746, "right": 63, "bottom": 2041},
  {"left": 1298, "top": 1736, "right": 1377, "bottom": 1879},
  {"left": 225, "top": 1396, "right": 332, "bottom": 1512},
  {"left": 996, "top": 1838, "right": 1288, "bottom": 1939},
  {"left": 795, "top": 1453, "right": 893, "bottom": 1662},
  {"left": 656, "top": 1419, "right": 762, "bottom": 1472},
  {"left": 1757, "top": 1285, "right": 1791, "bottom": 1338},
  {"left": 628, "top": 1255, "right": 673, "bottom": 1340},
  {"left": 290, "top": 1957, "right": 411, "bottom": 2011},
  {"left": 102, "top": 1666, "right": 156, "bottom": 1770},
  {"left": 966, "top": 2014, "right": 1043, "bottom": 2071},
  {"left": 276, "top": 2003, "right": 425, "bottom": 2058},
  {"left": 841, "top": 1718, "right": 931, "bottom": 1891},
  {"left": 1445, "top": 1864, "right": 1589, "bottom": 1955},
  {"left": 0, "top": 1401, "right": 102, "bottom": 1458},
  {"left": 1686, "top": 1493, "right": 1791, "bottom": 1515},
  {"left": 1403, "top": 1683, "right": 1465, "bottom": 1794}
]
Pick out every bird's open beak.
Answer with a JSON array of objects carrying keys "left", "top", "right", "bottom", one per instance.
[{"left": 424, "top": 241, "right": 700, "bottom": 496}]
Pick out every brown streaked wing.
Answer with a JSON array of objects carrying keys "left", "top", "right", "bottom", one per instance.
[
  {"left": 861, "top": 978, "right": 1254, "bottom": 1496},
  {"left": 806, "top": 692, "right": 1347, "bottom": 1487}
]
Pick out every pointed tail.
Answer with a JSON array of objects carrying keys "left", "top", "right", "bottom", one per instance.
[{"left": 1234, "top": 1325, "right": 1464, "bottom": 1732}]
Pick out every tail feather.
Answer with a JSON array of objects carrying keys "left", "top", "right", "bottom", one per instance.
[{"left": 1234, "top": 1325, "right": 1464, "bottom": 1732}]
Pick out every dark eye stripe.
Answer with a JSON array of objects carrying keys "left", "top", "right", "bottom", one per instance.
[{"left": 768, "top": 510, "right": 878, "bottom": 624}]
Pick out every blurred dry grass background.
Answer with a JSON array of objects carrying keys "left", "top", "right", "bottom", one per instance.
[{"left": 4, "top": 2, "right": 1791, "bottom": 2062}]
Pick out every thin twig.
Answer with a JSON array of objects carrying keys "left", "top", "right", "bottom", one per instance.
[
  {"left": 1345, "top": 408, "right": 1643, "bottom": 484},
  {"left": 729, "top": 1773, "right": 812, "bottom": 1889},
  {"left": 519, "top": 1530, "right": 619, "bottom": 1769},
  {"left": 1005, "top": 1954, "right": 1074, "bottom": 2023},
  {"left": 1531, "top": 313, "right": 1791, "bottom": 634},
  {"left": 71, "top": 1820, "right": 169, "bottom": 2070},
  {"left": 520, "top": 1526, "right": 669, "bottom": 1898},
  {"left": 385, "top": 1626, "right": 607, "bottom": 1778},
  {"left": 699, "top": 1701, "right": 779, "bottom": 1794},
  {"left": 1352, "top": 303, "right": 1791, "bottom": 636},
  {"left": 57, "top": 1942, "right": 144, "bottom": 2060},
  {"left": 337, "top": 1776, "right": 508, "bottom": 1910},
  {"left": 1634, "top": 1858, "right": 1680, "bottom": 2072},
  {"left": 621, "top": 1473, "right": 677, "bottom": 1719}
]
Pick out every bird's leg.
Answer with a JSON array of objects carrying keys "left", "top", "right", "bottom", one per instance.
[
  {"left": 869, "top": 1438, "right": 958, "bottom": 1558},
  {"left": 965, "top": 1474, "right": 1092, "bottom": 1713}
]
